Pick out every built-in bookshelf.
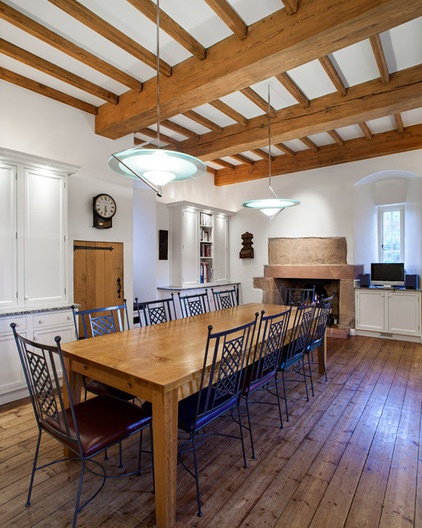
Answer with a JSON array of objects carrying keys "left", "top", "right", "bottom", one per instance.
[
  {"left": 168, "top": 201, "right": 232, "bottom": 288},
  {"left": 200, "top": 212, "right": 213, "bottom": 283}
]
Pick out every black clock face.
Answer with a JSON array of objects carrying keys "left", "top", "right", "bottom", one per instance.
[{"left": 94, "top": 194, "right": 116, "bottom": 219}]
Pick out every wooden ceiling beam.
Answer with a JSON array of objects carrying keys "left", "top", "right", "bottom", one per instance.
[
  {"left": 240, "top": 87, "right": 277, "bottom": 117},
  {"left": 183, "top": 110, "right": 224, "bottom": 133},
  {"left": 127, "top": 0, "right": 206, "bottom": 60},
  {"left": 214, "top": 123, "right": 422, "bottom": 185},
  {"left": 0, "top": 1, "right": 142, "bottom": 90},
  {"left": 0, "top": 38, "right": 118, "bottom": 104},
  {"left": 319, "top": 55, "right": 347, "bottom": 96},
  {"left": 276, "top": 72, "right": 310, "bottom": 108},
  {"left": 275, "top": 143, "right": 296, "bottom": 157},
  {"left": 0, "top": 66, "right": 97, "bottom": 114},
  {"left": 212, "top": 158, "right": 236, "bottom": 169},
  {"left": 96, "top": 0, "right": 422, "bottom": 138},
  {"left": 183, "top": 63, "right": 422, "bottom": 160},
  {"left": 300, "top": 137, "right": 319, "bottom": 151},
  {"left": 209, "top": 99, "right": 249, "bottom": 126},
  {"left": 136, "top": 128, "right": 181, "bottom": 147},
  {"left": 358, "top": 122, "right": 373, "bottom": 140},
  {"left": 161, "top": 119, "right": 200, "bottom": 140},
  {"left": 394, "top": 113, "right": 405, "bottom": 133},
  {"left": 282, "top": 0, "right": 299, "bottom": 15},
  {"left": 230, "top": 153, "right": 255, "bottom": 165},
  {"left": 370, "top": 34, "right": 390, "bottom": 84},
  {"left": 251, "top": 149, "right": 272, "bottom": 161},
  {"left": 204, "top": 0, "right": 248, "bottom": 39},
  {"left": 327, "top": 129, "right": 345, "bottom": 146},
  {"left": 47, "top": 0, "right": 171, "bottom": 76}
]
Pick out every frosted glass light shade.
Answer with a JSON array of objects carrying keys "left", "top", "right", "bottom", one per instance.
[
  {"left": 109, "top": 148, "right": 207, "bottom": 187},
  {"left": 242, "top": 197, "right": 300, "bottom": 216}
]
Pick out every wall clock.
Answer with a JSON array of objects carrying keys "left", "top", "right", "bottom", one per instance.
[{"left": 93, "top": 193, "right": 116, "bottom": 229}]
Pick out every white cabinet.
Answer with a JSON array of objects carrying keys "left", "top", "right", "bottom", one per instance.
[
  {"left": 0, "top": 148, "right": 77, "bottom": 311},
  {"left": 169, "top": 202, "right": 232, "bottom": 287},
  {"left": 0, "top": 308, "right": 75, "bottom": 405},
  {"left": 355, "top": 288, "right": 421, "bottom": 342}
]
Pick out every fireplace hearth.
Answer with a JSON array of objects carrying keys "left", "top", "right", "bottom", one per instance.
[{"left": 253, "top": 237, "right": 363, "bottom": 334}]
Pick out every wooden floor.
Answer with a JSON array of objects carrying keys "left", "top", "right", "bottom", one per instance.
[{"left": 1, "top": 335, "right": 422, "bottom": 527}]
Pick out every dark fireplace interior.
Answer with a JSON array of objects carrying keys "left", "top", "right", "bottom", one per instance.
[{"left": 278, "top": 278, "right": 340, "bottom": 325}]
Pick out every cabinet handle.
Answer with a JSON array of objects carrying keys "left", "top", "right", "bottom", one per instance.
[
  {"left": 117, "top": 277, "right": 122, "bottom": 299},
  {"left": 38, "top": 319, "right": 44, "bottom": 325}
]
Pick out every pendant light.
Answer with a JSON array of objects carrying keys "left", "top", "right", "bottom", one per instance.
[
  {"left": 242, "top": 85, "right": 300, "bottom": 220},
  {"left": 108, "top": 0, "right": 207, "bottom": 195}
]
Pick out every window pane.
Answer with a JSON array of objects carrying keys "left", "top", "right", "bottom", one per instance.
[{"left": 381, "top": 208, "right": 402, "bottom": 263}]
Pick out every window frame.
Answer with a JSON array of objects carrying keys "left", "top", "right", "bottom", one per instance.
[{"left": 377, "top": 204, "right": 404, "bottom": 263}]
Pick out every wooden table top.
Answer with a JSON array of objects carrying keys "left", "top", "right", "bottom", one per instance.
[{"left": 61, "top": 303, "right": 292, "bottom": 399}]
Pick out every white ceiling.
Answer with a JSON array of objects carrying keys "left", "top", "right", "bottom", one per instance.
[{"left": 1, "top": 0, "right": 422, "bottom": 182}]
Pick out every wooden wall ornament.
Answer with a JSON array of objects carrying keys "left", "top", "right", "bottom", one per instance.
[{"left": 239, "top": 232, "right": 254, "bottom": 259}]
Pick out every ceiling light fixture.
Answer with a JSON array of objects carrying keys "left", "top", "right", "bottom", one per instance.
[
  {"left": 242, "top": 85, "right": 300, "bottom": 220},
  {"left": 108, "top": 0, "right": 206, "bottom": 196}
]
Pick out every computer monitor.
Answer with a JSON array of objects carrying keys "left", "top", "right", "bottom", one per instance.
[{"left": 370, "top": 263, "right": 405, "bottom": 287}]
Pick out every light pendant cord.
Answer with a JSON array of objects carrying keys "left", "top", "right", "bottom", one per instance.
[{"left": 267, "top": 84, "right": 278, "bottom": 199}]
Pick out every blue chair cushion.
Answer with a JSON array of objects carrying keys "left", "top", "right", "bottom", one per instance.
[{"left": 178, "top": 387, "right": 238, "bottom": 433}]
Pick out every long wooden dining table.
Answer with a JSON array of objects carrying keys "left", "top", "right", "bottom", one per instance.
[{"left": 61, "top": 302, "right": 326, "bottom": 527}]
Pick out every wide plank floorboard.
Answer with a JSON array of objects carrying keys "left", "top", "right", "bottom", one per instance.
[{"left": 1, "top": 335, "right": 422, "bottom": 527}]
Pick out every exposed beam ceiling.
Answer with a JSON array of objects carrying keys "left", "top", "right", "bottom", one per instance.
[{"left": 1, "top": 0, "right": 421, "bottom": 186}]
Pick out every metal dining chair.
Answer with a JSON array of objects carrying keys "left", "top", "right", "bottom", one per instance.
[
  {"left": 211, "top": 286, "right": 239, "bottom": 310},
  {"left": 178, "top": 313, "right": 259, "bottom": 517},
  {"left": 10, "top": 323, "right": 152, "bottom": 528},
  {"left": 277, "top": 304, "right": 316, "bottom": 421},
  {"left": 178, "top": 290, "right": 210, "bottom": 317},
  {"left": 242, "top": 307, "right": 292, "bottom": 458},
  {"left": 71, "top": 301, "right": 134, "bottom": 401},
  {"left": 281, "top": 286, "right": 316, "bottom": 306},
  {"left": 134, "top": 294, "right": 176, "bottom": 326}
]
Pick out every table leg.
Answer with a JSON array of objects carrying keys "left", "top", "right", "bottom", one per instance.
[
  {"left": 152, "top": 388, "right": 179, "bottom": 528},
  {"left": 318, "top": 333, "right": 327, "bottom": 375}
]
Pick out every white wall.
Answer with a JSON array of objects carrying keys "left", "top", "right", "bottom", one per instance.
[
  {"left": 3, "top": 80, "right": 422, "bottom": 307},
  {"left": 1, "top": 82, "right": 135, "bottom": 308}
]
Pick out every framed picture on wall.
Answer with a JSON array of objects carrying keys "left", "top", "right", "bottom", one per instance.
[{"left": 159, "top": 230, "right": 168, "bottom": 260}]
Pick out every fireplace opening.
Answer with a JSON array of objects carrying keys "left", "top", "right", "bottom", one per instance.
[{"left": 278, "top": 278, "right": 340, "bottom": 325}]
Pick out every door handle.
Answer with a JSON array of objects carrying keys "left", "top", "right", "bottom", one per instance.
[{"left": 117, "top": 277, "right": 121, "bottom": 298}]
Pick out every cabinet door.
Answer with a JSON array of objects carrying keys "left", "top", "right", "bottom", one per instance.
[
  {"left": 0, "top": 163, "right": 17, "bottom": 308},
  {"left": 355, "top": 289, "right": 385, "bottom": 331},
  {"left": 24, "top": 168, "right": 67, "bottom": 305},
  {"left": 0, "top": 317, "right": 27, "bottom": 401},
  {"left": 181, "top": 209, "right": 199, "bottom": 286},
  {"left": 212, "top": 214, "right": 229, "bottom": 283},
  {"left": 387, "top": 292, "right": 421, "bottom": 337}
]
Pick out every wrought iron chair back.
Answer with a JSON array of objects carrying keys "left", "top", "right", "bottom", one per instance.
[
  {"left": 134, "top": 294, "right": 176, "bottom": 326},
  {"left": 71, "top": 301, "right": 133, "bottom": 401},
  {"left": 282, "top": 286, "right": 316, "bottom": 306},
  {"left": 211, "top": 286, "right": 239, "bottom": 310},
  {"left": 72, "top": 300, "right": 129, "bottom": 340},
  {"left": 178, "top": 290, "right": 210, "bottom": 317}
]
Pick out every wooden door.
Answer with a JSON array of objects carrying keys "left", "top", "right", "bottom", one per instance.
[{"left": 73, "top": 241, "right": 124, "bottom": 311}]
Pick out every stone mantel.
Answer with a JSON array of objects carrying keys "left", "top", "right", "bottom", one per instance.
[{"left": 264, "top": 264, "right": 363, "bottom": 280}]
